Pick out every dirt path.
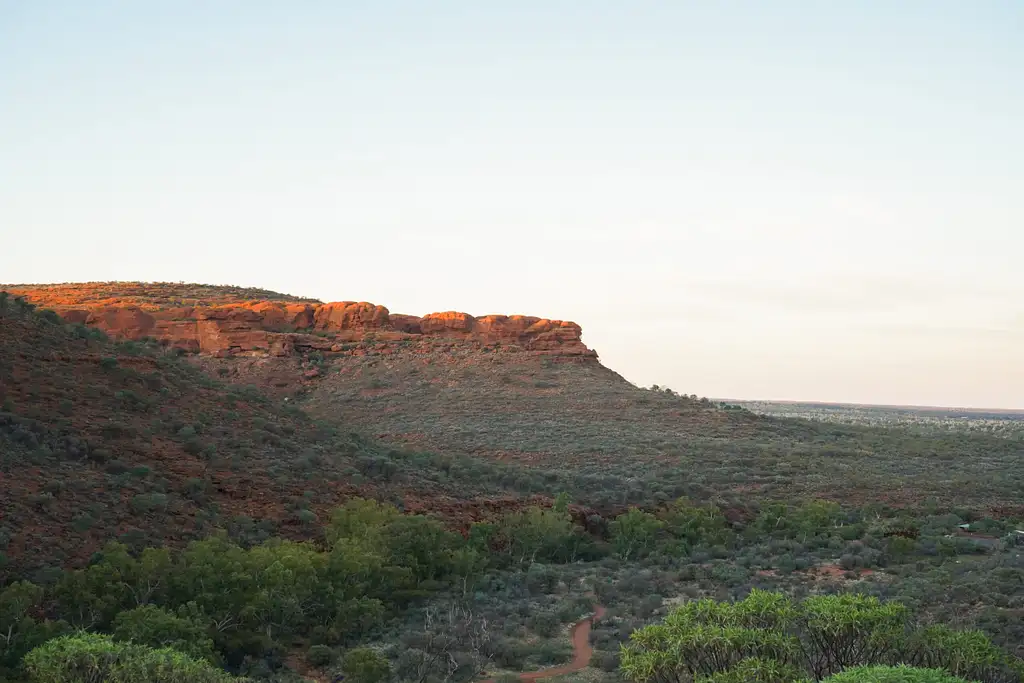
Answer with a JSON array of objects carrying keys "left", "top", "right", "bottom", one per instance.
[{"left": 480, "top": 605, "right": 607, "bottom": 683}]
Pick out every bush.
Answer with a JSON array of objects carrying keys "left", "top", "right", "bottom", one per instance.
[
  {"left": 525, "top": 564, "right": 558, "bottom": 595},
  {"left": 610, "top": 509, "right": 664, "bottom": 560},
  {"left": 527, "top": 611, "right": 560, "bottom": 638},
  {"left": 112, "top": 604, "right": 216, "bottom": 663},
  {"left": 342, "top": 647, "right": 390, "bottom": 683},
  {"left": 307, "top": 644, "right": 335, "bottom": 667},
  {"left": 130, "top": 493, "right": 169, "bottom": 515},
  {"left": 590, "top": 650, "right": 621, "bottom": 672},
  {"left": 488, "top": 638, "right": 530, "bottom": 669},
  {"left": 823, "top": 665, "right": 972, "bottom": 682},
  {"left": 0, "top": 581, "right": 69, "bottom": 675},
  {"left": 23, "top": 632, "right": 242, "bottom": 682},
  {"left": 693, "top": 656, "right": 805, "bottom": 683},
  {"left": 619, "top": 590, "right": 1021, "bottom": 683},
  {"left": 531, "top": 640, "right": 572, "bottom": 665},
  {"left": 295, "top": 509, "right": 318, "bottom": 524}
]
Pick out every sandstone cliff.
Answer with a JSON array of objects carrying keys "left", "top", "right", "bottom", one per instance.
[{"left": 3, "top": 283, "right": 596, "bottom": 360}]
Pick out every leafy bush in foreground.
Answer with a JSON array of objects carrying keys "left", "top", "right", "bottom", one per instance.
[
  {"left": 620, "top": 590, "right": 1021, "bottom": 683},
  {"left": 823, "top": 665, "right": 974, "bottom": 682},
  {"left": 22, "top": 632, "right": 244, "bottom": 682}
]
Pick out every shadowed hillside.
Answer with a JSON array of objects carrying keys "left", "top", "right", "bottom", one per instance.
[
  {"left": 9, "top": 283, "right": 1021, "bottom": 519},
  {"left": 0, "top": 293, "right": 567, "bottom": 581},
  {"left": 286, "top": 344, "right": 1023, "bottom": 513}
]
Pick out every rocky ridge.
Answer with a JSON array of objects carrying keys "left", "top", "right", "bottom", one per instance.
[{"left": 2, "top": 283, "right": 596, "bottom": 360}]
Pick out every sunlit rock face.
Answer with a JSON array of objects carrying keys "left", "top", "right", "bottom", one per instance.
[{"left": 4, "top": 283, "right": 597, "bottom": 360}]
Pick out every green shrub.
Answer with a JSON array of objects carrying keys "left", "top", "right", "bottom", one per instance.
[
  {"left": 661, "top": 498, "right": 732, "bottom": 549},
  {"left": 130, "top": 493, "right": 169, "bottom": 515},
  {"left": 620, "top": 590, "right": 1020, "bottom": 683},
  {"left": 489, "top": 638, "right": 530, "bottom": 669},
  {"left": 342, "top": 647, "right": 390, "bottom": 683},
  {"left": 0, "top": 581, "right": 68, "bottom": 674},
  {"left": 610, "top": 509, "right": 664, "bottom": 560},
  {"left": 823, "top": 665, "right": 973, "bottom": 682},
  {"left": 527, "top": 611, "right": 560, "bottom": 638},
  {"left": 695, "top": 656, "right": 806, "bottom": 683},
  {"left": 306, "top": 644, "right": 335, "bottom": 667},
  {"left": 591, "top": 650, "right": 621, "bottom": 672},
  {"left": 295, "top": 509, "right": 318, "bottom": 524},
  {"left": 23, "top": 632, "right": 243, "bottom": 682},
  {"left": 531, "top": 640, "right": 572, "bottom": 665},
  {"left": 70, "top": 515, "right": 95, "bottom": 532},
  {"left": 112, "top": 605, "right": 216, "bottom": 663}
]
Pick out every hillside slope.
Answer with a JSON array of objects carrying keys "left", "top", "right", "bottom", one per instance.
[
  {"left": 292, "top": 345, "right": 1023, "bottom": 513},
  {"left": 7, "top": 283, "right": 1023, "bottom": 520},
  {"left": 0, "top": 294, "right": 561, "bottom": 581}
]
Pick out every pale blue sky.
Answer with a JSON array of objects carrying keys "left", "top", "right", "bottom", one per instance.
[{"left": 2, "top": 2, "right": 1022, "bottom": 407}]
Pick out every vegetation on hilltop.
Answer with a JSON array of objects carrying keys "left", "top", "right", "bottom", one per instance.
[{"left": 0, "top": 282, "right": 321, "bottom": 308}]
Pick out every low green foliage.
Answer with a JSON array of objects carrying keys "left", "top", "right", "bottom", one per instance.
[
  {"left": 306, "top": 644, "right": 335, "bottom": 667},
  {"left": 111, "top": 605, "right": 216, "bottom": 663},
  {"left": 0, "top": 497, "right": 601, "bottom": 679},
  {"left": 497, "top": 502, "right": 577, "bottom": 565},
  {"left": 696, "top": 656, "right": 806, "bottom": 683},
  {"left": 0, "top": 582, "right": 68, "bottom": 674},
  {"left": 660, "top": 498, "right": 733, "bottom": 551},
  {"left": 22, "top": 632, "right": 243, "bottom": 682},
  {"left": 620, "top": 591, "right": 1022, "bottom": 683},
  {"left": 341, "top": 647, "right": 390, "bottom": 683},
  {"left": 823, "top": 665, "right": 974, "bottom": 682},
  {"left": 610, "top": 509, "right": 664, "bottom": 560}
]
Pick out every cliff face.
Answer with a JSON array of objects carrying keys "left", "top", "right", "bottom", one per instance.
[{"left": 3, "top": 284, "right": 596, "bottom": 360}]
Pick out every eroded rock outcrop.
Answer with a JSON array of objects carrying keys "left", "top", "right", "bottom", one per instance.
[
  {"left": 3, "top": 284, "right": 596, "bottom": 360},
  {"left": 313, "top": 302, "right": 389, "bottom": 332}
]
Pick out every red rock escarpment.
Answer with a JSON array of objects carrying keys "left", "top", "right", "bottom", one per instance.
[{"left": 4, "top": 287, "right": 595, "bottom": 360}]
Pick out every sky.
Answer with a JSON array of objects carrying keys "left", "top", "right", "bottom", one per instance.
[{"left": 1, "top": 1, "right": 1022, "bottom": 408}]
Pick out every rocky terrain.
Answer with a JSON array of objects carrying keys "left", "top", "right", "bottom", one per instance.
[{"left": 3, "top": 282, "right": 595, "bottom": 360}]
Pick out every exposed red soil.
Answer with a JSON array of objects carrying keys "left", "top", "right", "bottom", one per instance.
[
  {"left": 808, "top": 563, "right": 875, "bottom": 580},
  {"left": 757, "top": 564, "right": 875, "bottom": 582}
]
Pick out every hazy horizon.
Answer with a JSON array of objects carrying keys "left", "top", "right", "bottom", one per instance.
[{"left": 2, "top": 2, "right": 1022, "bottom": 409}]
